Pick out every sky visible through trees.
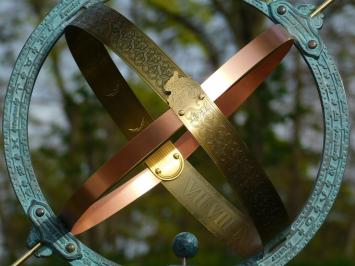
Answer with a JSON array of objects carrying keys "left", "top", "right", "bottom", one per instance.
[{"left": 0, "top": 0, "right": 354, "bottom": 265}]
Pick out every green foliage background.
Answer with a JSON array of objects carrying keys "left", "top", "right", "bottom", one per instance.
[{"left": 0, "top": 0, "right": 354, "bottom": 265}]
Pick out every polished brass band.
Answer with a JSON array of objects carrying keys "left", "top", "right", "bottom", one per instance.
[
  {"left": 145, "top": 141, "right": 184, "bottom": 181},
  {"left": 68, "top": 3, "right": 289, "bottom": 243},
  {"left": 164, "top": 71, "right": 290, "bottom": 242},
  {"left": 144, "top": 141, "right": 263, "bottom": 255},
  {"left": 61, "top": 24, "right": 155, "bottom": 227},
  {"left": 64, "top": 7, "right": 264, "bottom": 254},
  {"left": 161, "top": 161, "right": 262, "bottom": 257},
  {"left": 65, "top": 22, "right": 153, "bottom": 138},
  {"left": 61, "top": 23, "right": 293, "bottom": 234}
]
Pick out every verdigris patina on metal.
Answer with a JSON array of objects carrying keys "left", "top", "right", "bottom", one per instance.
[
  {"left": 4, "top": 1, "right": 118, "bottom": 265},
  {"left": 2, "top": 0, "right": 349, "bottom": 265},
  {"left": 240, "top": 0, "right": 349, "bottom": 265}
]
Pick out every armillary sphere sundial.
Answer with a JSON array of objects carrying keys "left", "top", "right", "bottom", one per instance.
[{"left": 2, "top": 0, "right": 349, "bottom": 265}]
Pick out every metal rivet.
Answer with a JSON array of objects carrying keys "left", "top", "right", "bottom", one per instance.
[
  {"left": 35, "top": 208, "right": 45, "bottom": 217},
  {"left": 277, "top": 5, "right": 287, "bottom": 15},
  {"left": 66, "top": 243, "right": 76, "bottom": 253},
  {"left": 198, "top": 94, "right": 205, "bottom": 100},
  {"left": 178, "top": 110, "right": 185, "bottom": 116},
  {"left": 173, "top": 153, "right": 180, "bottom": 159},
  {"left": 155, "top": 168, "right": 162, "bottom": 175},
  {"left": 308, "top": 40, "right": 318, "bottom": 49}
]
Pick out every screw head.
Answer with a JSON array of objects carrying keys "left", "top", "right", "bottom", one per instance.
[
  {"left": 198, "top": 94, "right": 205, "bottom": 100},
  {"left": 35, "top": 208, "right": 45, "bottom": 217},
  {"left": 178, "top": 110, "right": 185, "bottom": 116},
  {"left": 155, "top": 168, "right": 162, "bottom": 175},
  {"left": 173, "top": 153, "right": 180, "bottom": 160},
  {"left": 66, "top": 243, "right": 76, "bottom": 253},
  {"left": 308, "top": 40, "right": 318, "bottom": 49},
  {"left": 277, "top": 5, "right": 287, "bottom": 15}
]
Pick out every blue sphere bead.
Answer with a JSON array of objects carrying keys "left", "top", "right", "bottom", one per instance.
[{"left": 172, "top": 232, "right": 198, "bottom": 258}]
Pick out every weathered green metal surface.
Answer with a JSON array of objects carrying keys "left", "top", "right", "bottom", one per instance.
[
  {"left": 2, "top": 0, "right": 117, "bottom": 265},
  {"left": 2, "top": 0, "right": 349, "bottom": 265},
  {"left": 240, "top": 0, "right": 350, "bottom": 265}
]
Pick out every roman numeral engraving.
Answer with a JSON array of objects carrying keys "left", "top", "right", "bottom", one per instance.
[{"left": 183, "top": 178, "right": 236, "bottom": 233}]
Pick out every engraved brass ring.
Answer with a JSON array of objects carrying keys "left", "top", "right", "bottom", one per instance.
[
  {"left": 2, "top": 0, "right": 349, "bottom": 265},
  {"left": 62, "top": 4, "right": 290, "bottom": 249}
]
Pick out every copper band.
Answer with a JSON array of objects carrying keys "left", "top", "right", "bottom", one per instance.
[{"left": 61, "top": 3, "right": 292, "bottom": 248}]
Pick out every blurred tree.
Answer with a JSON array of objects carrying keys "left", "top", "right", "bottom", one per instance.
[{"left": 0, "top": 0, "right": 354, "bottom": 265}]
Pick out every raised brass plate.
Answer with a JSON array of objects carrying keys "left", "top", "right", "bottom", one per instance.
[{"left": 145, "top": 141, "right": 184, "bottom": 181}]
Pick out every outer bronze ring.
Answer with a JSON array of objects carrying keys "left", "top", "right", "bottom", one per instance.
[{"left": 60, "top": 3, "right": 293, "bottom": 255}]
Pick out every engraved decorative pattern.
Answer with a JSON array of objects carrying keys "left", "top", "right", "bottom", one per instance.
[
  {"left": 269, "top": 1, "right": 324, "bottom": 58},
  {"left": 162, "top": 161, "right": 263, "bottom": 257},
  {"left": 72, "top": 4, "right": 289, "bottom": 243},
  {"left": 3, "top": 0, "right": 118, "bottom": 265},
  {"left": 164, "top": 72, "right": 288, "bottom": 242},
  {"left": 239, "top": 1, "right": 350, "bottom": 265},
  {"left": 71, "top": 5, "right": 184, "bottom": 101},
  {"left": 2, "top": 0, "right": 349, "bottom": 265},
  {"left": 28, "top": 201, "right": 82, "bottom": 260}
]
